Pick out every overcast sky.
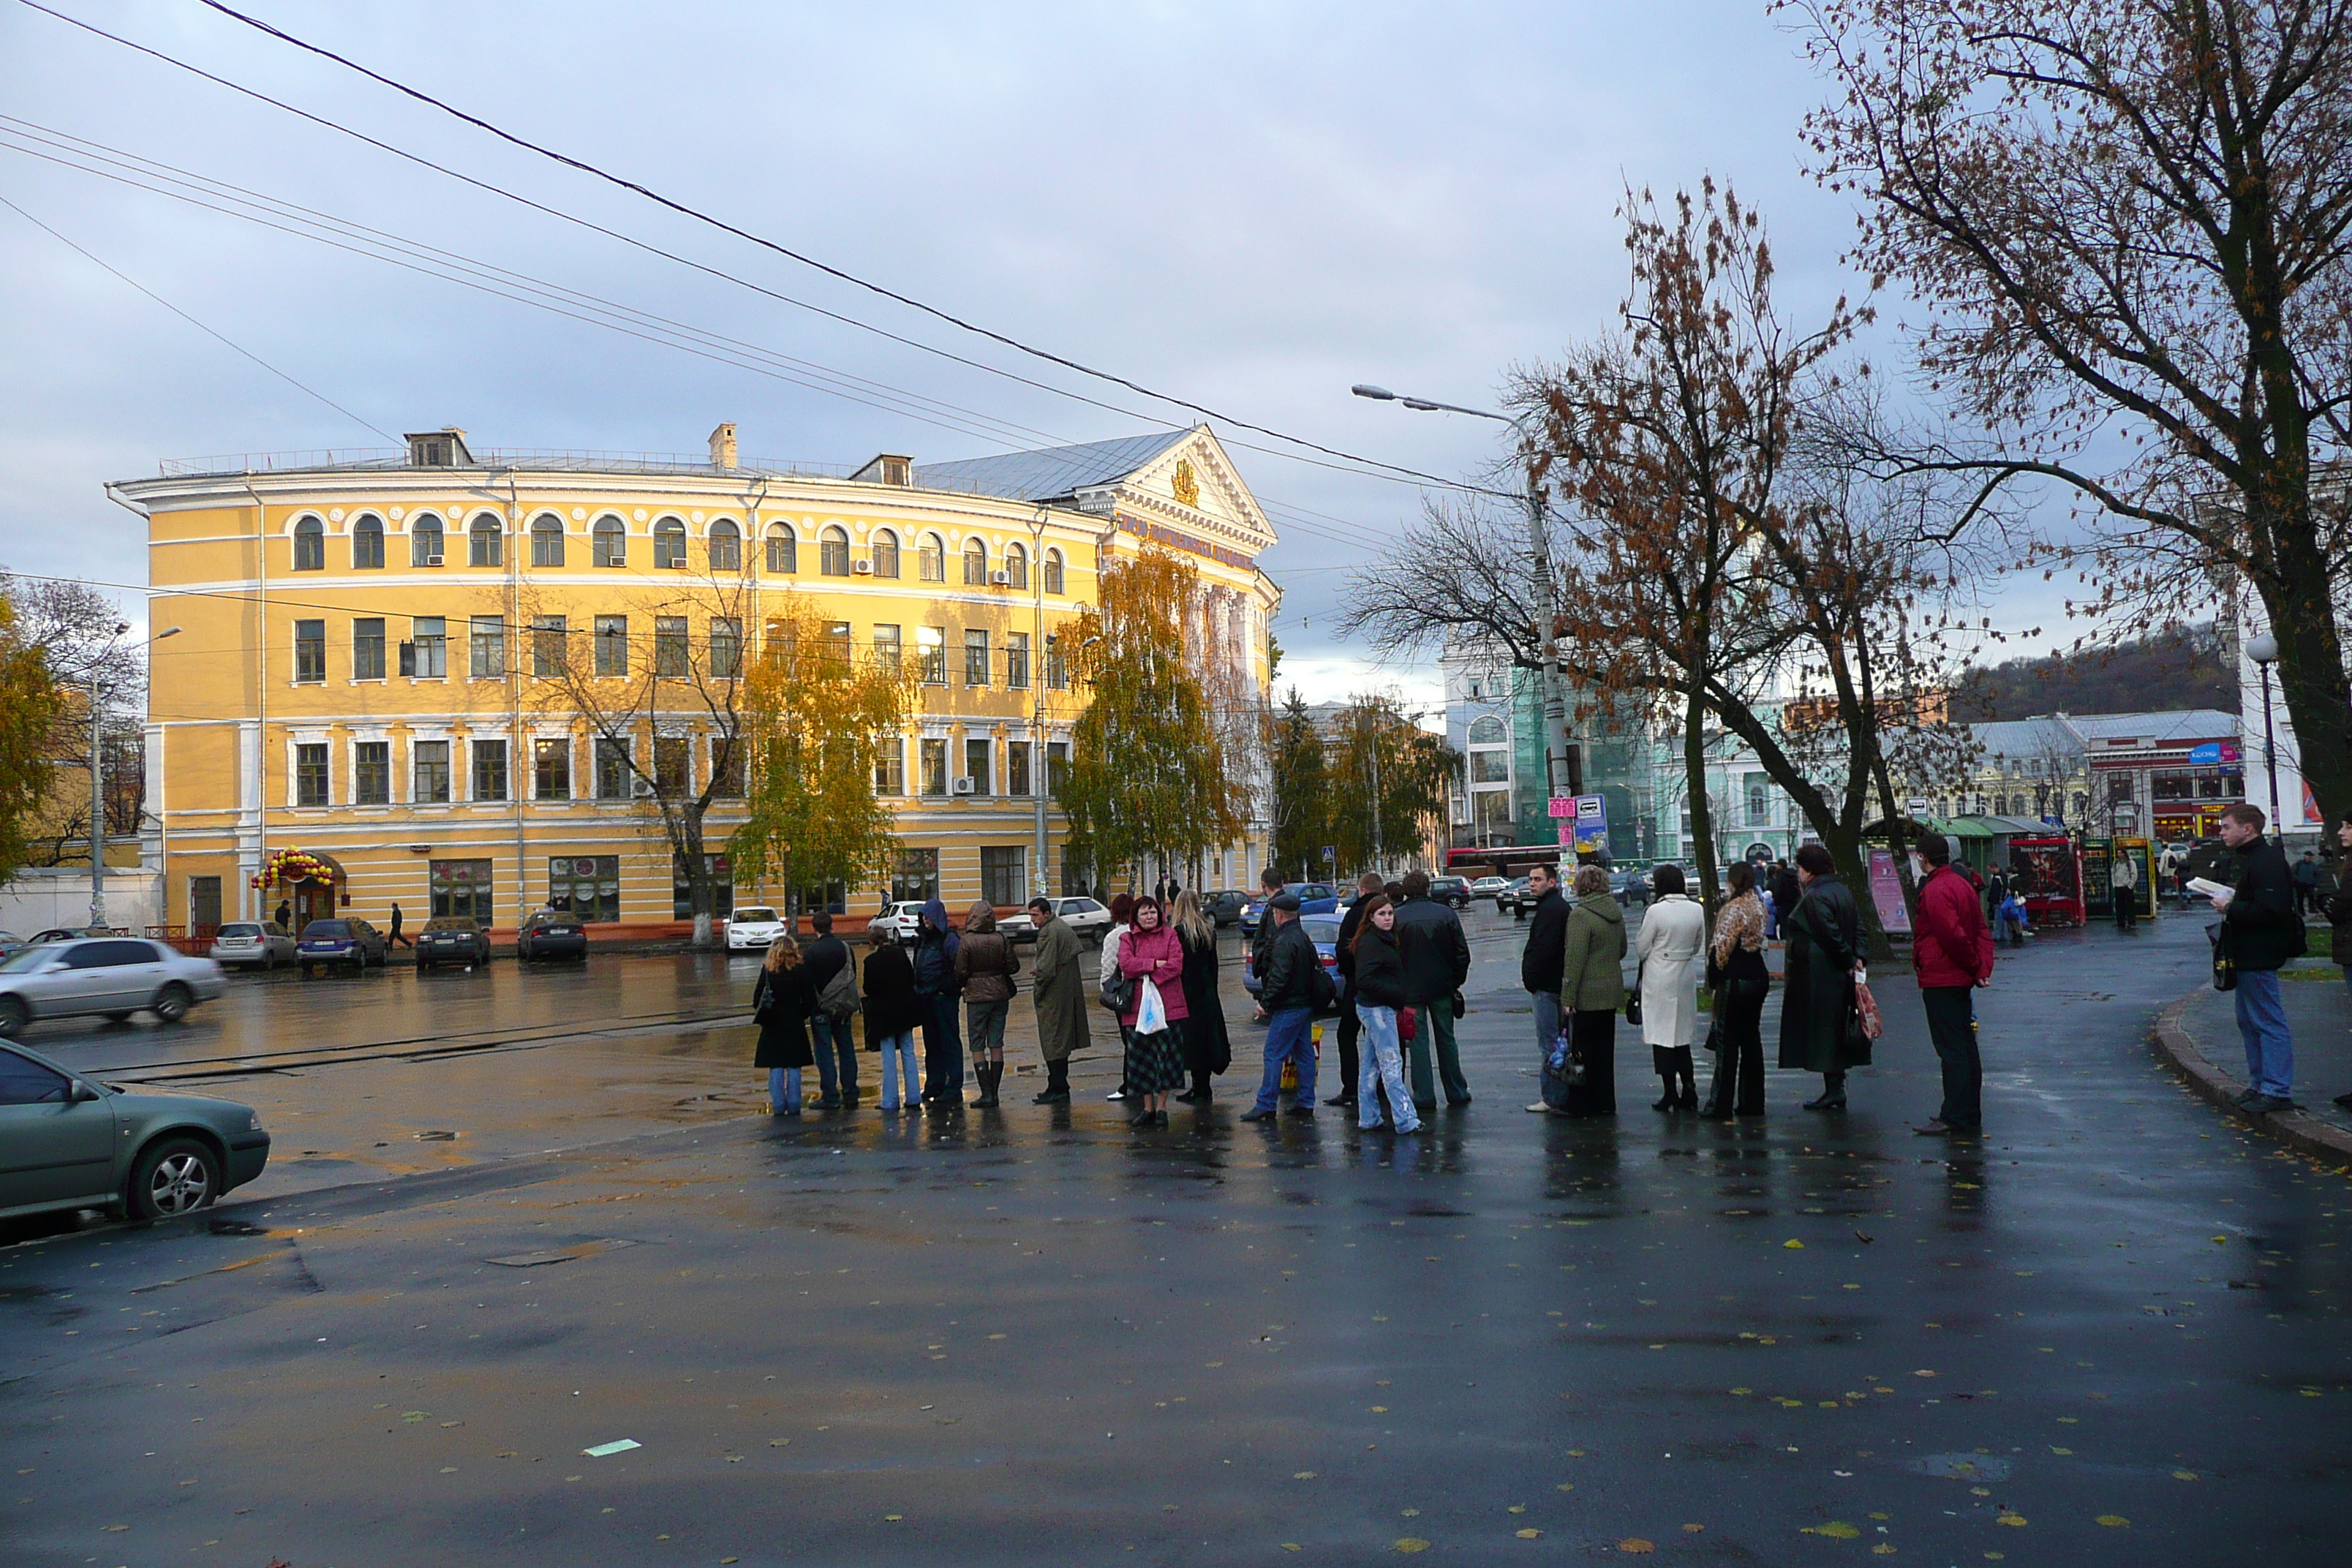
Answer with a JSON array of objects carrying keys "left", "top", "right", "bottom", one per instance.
[{"left": 0, "top": 0, "right": 2078, "bottom": 715}]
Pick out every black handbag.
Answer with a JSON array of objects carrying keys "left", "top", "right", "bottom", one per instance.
[
  {"left": 2206, "top": 922, "right": 2237, "bottom": 992},
  {"left": 1099, "top": 968, "right": 1134, "bottom": 1013},
  {"left": 1624, "top": 962, "right": 1645, "bottom": 1027},
  {"left": 1450, "top": 988, "right": 1466, "bottom": 1020}
]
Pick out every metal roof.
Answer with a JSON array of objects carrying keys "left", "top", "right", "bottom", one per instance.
[{"left": 912, "top": 429, "right": 1192, "bottom": 504}]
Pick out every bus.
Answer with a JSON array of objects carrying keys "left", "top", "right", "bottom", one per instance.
[{"left": 1444, "top": 845, "right": 1566, "bottom": 881}]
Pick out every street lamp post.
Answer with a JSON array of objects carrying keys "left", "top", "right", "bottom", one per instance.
[
  {"left": 1352, "top": 385, "right": 1577, "bottom": 808},
  {"left": 2247, "top": 631, "right": 2282, "bottom": 840}
]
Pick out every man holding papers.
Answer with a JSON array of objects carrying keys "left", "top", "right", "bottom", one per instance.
[{"left": 2209, "top": 804, "right": 2304, "bottom": 1113}]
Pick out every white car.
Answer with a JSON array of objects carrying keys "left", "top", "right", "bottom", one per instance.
[
  {"left": 0, "top": 936, "right": 227, "bottom": 1035},
  {"left": 724, "top": 907, "right": 789, "bottom": 952},
  {"left": 1469, "top": 876, "right": 1512, "bottom": 902},
  {"left": 1035, "top": 896, "right": 1112, "bottom": 943},
  {"left": 866, "top": 901, "right": 928, "bottom": 945},
  {"left": 208, "top": 921, "right": 297, "bottom": 970}
]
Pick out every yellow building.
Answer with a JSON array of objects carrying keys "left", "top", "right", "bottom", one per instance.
[{"left": 116, "top": 423, "right": 1279, "bottom": 935}]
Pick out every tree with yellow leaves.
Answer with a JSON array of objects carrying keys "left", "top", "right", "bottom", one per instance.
[{"left": 0, "top": 590, "right": 64, "bottom": 884}]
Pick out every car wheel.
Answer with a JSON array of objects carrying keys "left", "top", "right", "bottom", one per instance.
[
  {"left": 127, "top": 1137, "right": 221, "bottom": 1221},
  {"left": 151, "top": 982, "right": 195, "bottom": 1023},
  {"left": 418, "top": 960, "right": 433, "bottom": 974},
  {"left": 0, "top": 995, "right": 23, "bottom": 1036}
]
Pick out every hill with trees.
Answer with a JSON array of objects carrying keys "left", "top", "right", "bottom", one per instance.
[{"left": 1950, "top": 627, "right": 2236, "bottom": 722}]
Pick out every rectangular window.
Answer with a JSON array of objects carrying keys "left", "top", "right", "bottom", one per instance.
[
  {"left": 189, "top": 875, "right": 222, "bottom": 933},
  {"left": 709, "top": 736, "right": 744, "bottom": 797},
  {"left": 1006, "top": 631, "right": 1030, "bottom": 689},
  {"left": 964, "top": 736, "right": 992, "bottom": 795},
  {"left": 472, "top": 738, "right": 508, "bottom": 802},
  {"left": 672, "top": 851, "right": 734, "bottom": 920},
  {"left": 468, "top": 522, "right": 502, "bottom": 568},
  {"left": 710, "top": 617, "right": 742, "bottom": 679},
  {"left": 873, "top": 736, "right": 904, "bottom": 796},
  {"left": 594, "top": 615, "right": 628, "bottom": 678},
  {"left": 892, "top": 848, "right": 940, "bottom": 903},
  {"left": 293, "top": 619, "right": 325, "bottom": 683},
  {"left": 429, "top": 857, "right": 493, "bottom": 926},
  {"left": 354, "top": 741, "right": 390, "bottom": 805},
  {"left": 413, "top": 739, "right": 451, "bottom": 803},
  {"left": 964, "top": 628, "right": 990, "bottom": 686},
  {"left": 1470, "top": 751, "right": 1509, "bottom": 784},
  {"left": 470, "top": 616, "right": 505, "bottom": 679},
  {"left": 654, "top": 736, "right": 690, "bottom": 796},
  {"left": 595, "top": 737, "right": 632, "bottom": 800},
  {"left": 403, "top": 617, "right": 447, "bottom": 679},
  {"left": 594, "top": 521, "right": 627, "bottom": 568},
  {"left": 533, "top": 738, "right": 570, "bottom": 801},
  {"left": 709, "top": 527, "right": 740, "bottom": 573},
  {"left": 917, "top": 626, "right": 946, "bottom": 685},
  {"left": 981, "top": 846, "right": 1025, "bottom": 907},
  {"left": 655, "top": 617, "right": 690, "bottom": 678},
  {"left": 548, "top": 855, "right": 619, "bottom": 922},
  {"left": 1046, "top": 635, "right": 1068, "bottom": 690},
  {"left": 353, "top": 618, "right": 386, "bottom": 680},
  {"left": 1744, "top": 771, "right": 1771, "bottom": 827},
  {"left": 1007, "top": 740, "right": 1031, "bottom": 796},
  {"left": 823, "top": 621, "right": 851, "bottom": 669},
  {"left": 532, "top": 615, "right": 568, "bottom": 677},
  {"left": 872, "top": 624, "right": 902, "bottom": 672},
  {"left": 294, "top": 742, "right": 328, "bottom": 807},
  {"left": 1047, "top": 740, "right": 1068, "bottom": 796},
  {"left": 919, "top": 737, "right": 949, "bottom": 796},
  {"left": 531, "top": 523, "right": 564, "bottom": 568}
]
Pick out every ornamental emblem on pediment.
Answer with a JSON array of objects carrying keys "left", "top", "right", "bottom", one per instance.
[{"left": 1171, "top": 458, "right": 1200, "bottom": 508}]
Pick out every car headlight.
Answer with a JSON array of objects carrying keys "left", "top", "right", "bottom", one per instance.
[{"left": 246, "top": 1112, "right": 262, "bottom": 1131}]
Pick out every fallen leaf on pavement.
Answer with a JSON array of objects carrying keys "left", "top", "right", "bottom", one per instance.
[
  {"left": 1784, "top": 1240, "right": 1806, "bottom": 1249},
  {"left": 1996, "top": 1512, "right": 2027, "bottom": 1527},
  {"left": 1395, "top": 1539, "right": 1432, "bottom": 1553},
  {"left": 1517, "top": 1528, "right": 1542, "bottom": 1538},
  {"left": 1618, "top": 1539, "right": 1655, "bottom": 1554},
  {"left": 2095, "top": 1515, "right": 2128, "bottom": 1528}
]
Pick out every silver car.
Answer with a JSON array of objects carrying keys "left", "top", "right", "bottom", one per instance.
[
  {"left": 208, "top": 921, "right": 296, "bottom": 970},
  {"left": 1036, "top": 896, "right": 1112, "bottom": 944},
  {"left": 0, "top": 1038, "right": 269, "bottom": 1221},
  {"left": 0, "top": 936, "right": 227, "bottom": 1036}
]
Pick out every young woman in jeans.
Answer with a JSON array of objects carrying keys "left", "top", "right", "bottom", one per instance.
[
  {"left": 1347, "top": 895, "right": 1422, "bottom": 1135},
  {"left": 859, "top": 933, "right": 924, "bottom": 1112},
  {"left": 751, "top": 935, "right": 815, "bottom": 1115}
]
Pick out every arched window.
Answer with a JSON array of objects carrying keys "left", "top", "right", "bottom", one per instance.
[
  {"left": 1044, "top": 547, "right": 1065, "bottom": 595},
  {"left": 1468, "top": 715, "right": 1507, "bottom": 745},
  {"left": 821, "top": 525, "right": 851, "bottom": 576},
  {"left": 468, "top": 513, "right": 503, "bottom": 568},
  {"left": 593, "top": 515, "right": 627, "bottom": 568},
  {"left": 962, "top": 538, "right": 989, "bottom": 586},
  {"left": 350, "top": 514, "right": 384, "bottom": 570},
  {"left": 410, "top": 513, "right": 444, "bottom": 568},
  {"left": 1003, "top": 542, "right": 1028, "bottom": 589},
  {"left": 919, "top": 532, "right": 945, "bottom": 583},
  {"left": 654, "top": 516, "right": 687, "bottom": 570},
  {"left": 870, "top": 528, "right": 900, "bottom": 578},
  {"left": 292, "top": 516, "right": 325, "bottom": 571},
  {"left": 764, "top": 521, "right": 796, "bottom": 573},
  {"left": 708, "top": 519, "right": 741, "bottom": 572},
  {"left": 530, "top": 514, "right": 565, "bottom": 568}
]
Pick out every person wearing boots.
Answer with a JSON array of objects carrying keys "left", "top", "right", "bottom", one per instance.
[
  {"left": 1172, "top": 892, "right": 1231, "bottom": 1104},
  {"left": 954, "top": 900, "right": 1020, "bottom": 1109},
  {"left": 1635, "top": 863, "right": 1708, "bottom": 1112},
  {"left": 1115, "top": 896, "right": 1190, "bottom": 1128},
  {"left": 1779, "top": 843, "right": 1866, "bottom": 1110},
  {"left": 1026, "top": 896, "right": 1090, "bottom": 1104},
  {"left": 1327, "top": 871, "right": 1384, "bottom": 1107}
]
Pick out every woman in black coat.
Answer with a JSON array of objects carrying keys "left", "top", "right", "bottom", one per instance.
[
  {"left": 1777, "top": 843, "right": 1866, "bottom": 1110},
  {"left": 860, "top": 937, "right": 926, "bottom": 1112},
  {"left": 1172, "top": 892, "right": 1231, "bottom": 1103},
  {"left": 752, "top": 935, "right": 817, "bottom": 1115}
]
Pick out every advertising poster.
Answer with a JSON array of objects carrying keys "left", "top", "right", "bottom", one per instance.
[{"left": 1866, "top": 848, "right": 1913, "bottom": 935}]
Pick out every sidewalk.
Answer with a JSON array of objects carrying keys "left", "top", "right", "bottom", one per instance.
[{"left": 2157, "top": 946, "right": 2352, "bottom": 1163}]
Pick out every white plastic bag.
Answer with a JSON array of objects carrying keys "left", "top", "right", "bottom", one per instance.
[{"left": 1135, "top": 976, "right": 1167, "bottom": 1035}]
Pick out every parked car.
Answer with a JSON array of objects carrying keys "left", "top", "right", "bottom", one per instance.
[
  {"left": 517, "top": 908, "right": 587, "bottom": 962},
  {"left": 0, "top": 937, "right": 227, "bottom": 1035},
  {"left": 208, "top": 921, "right": 295, "bottom": 970},
  {"left": 864, "top": 901, "right": 928, "bottom": 946},
  {"left": 1428, "top": 875, "right": 1474, "bottom": 909},
  {"left": 1033, "top": 896, "right": 1112, "bottom": 944},
  {"left": 1203, "top": 890, "right": 1248, "bottom": 927},
  {"left": 414, "top": 916, "right": 490, "bottom": 973},
  {"left": 1469, "top": 876, "right": 1512, "bottom": 903},
  {"left": 0, "top": 1037, "right": 269, "bottom": 1221},
  {"left": 295, "top": 918, "right": 388, "bottom": 976},
  {"left": 724, "top": 906, "right": 789, "bottom": 953},
  {"left": 0, "top": 930, "right": 31, "bottom": 961},
  {"left": 28, "top": 927, "right": 128, "bottom": 946},
  {"left": 995, "top": 907, "right": 1039, "bottom": 944},
  {"left": 1240, "top": 913, "right": 1343, "bottom": 1015},
  {"left": 1240, "top": 883, "right": 1338, "bottom": 936},
  {"left": 1496, "top": 876, "right": 1537, "bottom": 918},
  {"left": 1607, "top": 870, "right": 1651, "bottom": 907}
]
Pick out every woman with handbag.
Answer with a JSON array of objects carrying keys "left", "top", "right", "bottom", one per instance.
[
  {"left": 1098, "top": 893, "right": 1137, "bottom": 1103},
  {"left": 1116, "top": 897, "right": 1191, "bottom": 1128},
  {"left": 1347, "top": 894, "right": 1422, "bottom": 1135},
  {"left": 1704, "top": 862, "right": 1773, "bottom": 1119},
  {"left": 751, "top": 935, "right": 817, "bottom": 1116},
  {"left": 1635, "top": 864, "right": 1709, "bottom": 1112},
  {"left": 1779, "top": 843, "right": 1866, "bottom": 1110},
  {"left": 954, "top": 901, "right": 1020, "bottom": 1109},
  {"left": 1556, "top": 864, "right": 1628, "bottom": 1116}
]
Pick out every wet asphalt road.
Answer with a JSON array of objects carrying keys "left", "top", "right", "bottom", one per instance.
[{"left": 2, "top": 907, "right": 2347, "bottom": 1566}]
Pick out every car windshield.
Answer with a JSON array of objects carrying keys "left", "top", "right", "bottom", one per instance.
[
  {"left": 217, "top": 924, "right": 262, "bottom": 938},
  {"left": 0, "top": 946, "right": 53, "bottom": 973},
  {"left": 732, "top": 908, "right": 779, "bottom": 922},
  {"left": 534, "top": 913, "right": 574, "bottom": 927},
  {"left": 301, "top": 921, "right": 351, "bottom": 938}
]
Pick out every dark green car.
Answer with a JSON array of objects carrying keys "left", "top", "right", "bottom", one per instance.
[{"left": 0, "top": 1039, "right": 270, "bottom": 1223}]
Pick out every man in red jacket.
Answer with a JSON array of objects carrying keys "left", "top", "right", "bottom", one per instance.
[{"left": 1912, "top": 831, "right": 1997, "bottom": 1136}]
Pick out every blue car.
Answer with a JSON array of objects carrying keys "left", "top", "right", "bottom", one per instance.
[
  {"left": 296, "top": 917, "right": 388, "bottom": 976},
  {"left": 1241, "top": 913, "right": 1343, "bottom": 1015},
  {"left": 1238, "top": 883, "right": 1338, "bottom": 937}
]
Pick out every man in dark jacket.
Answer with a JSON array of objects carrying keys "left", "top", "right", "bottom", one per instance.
[
  {"left": 1392, "top": 869, "right": 1473, "bottom": 1109},
  {"left": 1910, "top": 833, "right": 1995, "bottom": 1136},
  {"left": 911, "top": 898, "right": 964, "bottom": 1104},
  {"left": 1520, "top": 863, "right": 1570, "bottom": 1114},
  {"left": 802, "top": 911, "right": 857, "bottom": 1109},
  {"left": 2214, "top": 804, "right": 2302, "bottom": 1112},
  {"left": 1242, "top": 894, "right": 1320, "bottom": 1121},
  {"left": 1768, "top": 862, "right": 1801, "bottom": 941},
  {"left": 1327, "top": 871, "right": 1384, "bottom": 1108},
  {"left": 1248, "top": 867, "right": 1286, "bottom": 1022}
]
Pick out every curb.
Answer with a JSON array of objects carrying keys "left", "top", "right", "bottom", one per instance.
[{"left": 2151, "top": 987, "right": 2352, "bottom": 1167}]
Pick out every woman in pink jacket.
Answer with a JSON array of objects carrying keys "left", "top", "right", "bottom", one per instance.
[{"left": 1117, "top": 897, "right": 1191, "bottom": 1128}]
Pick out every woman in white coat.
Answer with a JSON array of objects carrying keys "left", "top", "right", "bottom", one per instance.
[{"left": 1636, "top": 863, "right": 1710, "bottom": 1112}]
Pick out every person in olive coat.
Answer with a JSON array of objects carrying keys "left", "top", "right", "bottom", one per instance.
[
  {"left": 955, "top": 901, "right": 1020, "bottom": 1109},
  {"left": 752, "top": 935, "right": 817, "bottom": 1115},
  {"left": 1779, "top": 843, "right": 1866, "bottom": 1109},
  {"left": 1025, "top": 897, "right": 1091, "bottom": 1104},
  {"left": 1556, "top": 864, "right": 1627, "bottom": 1116}
]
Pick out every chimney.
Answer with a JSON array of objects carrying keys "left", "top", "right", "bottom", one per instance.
[{"left": 708, "top": 422, "right": 738, "bottom": 470}]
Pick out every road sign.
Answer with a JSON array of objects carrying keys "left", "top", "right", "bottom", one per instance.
[
  {"left": 1547, "top": 796, "right": 1575, "bottom": 818},
  {"left": 1319, "top": 845, "right": 1335, "bottom": 862},
  {"left": 1568, "top": 794, "right": 1609, "bottom": 854}
]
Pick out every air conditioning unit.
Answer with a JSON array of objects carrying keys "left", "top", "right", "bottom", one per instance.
[
  {"left": 852, "top": 558, "right": 874, "bottom": 575},
  {"left": 425, "top": 554, "right": 444, "bottom": 567},
  {"left": 951, "top": 777, "right": 976, "bottom": 795},
  {"left": 990, "top": 570, "right": 1010, "bottom": 587},
  {"left": 632, "top": 780, "right": 658, "bottom": 799}
]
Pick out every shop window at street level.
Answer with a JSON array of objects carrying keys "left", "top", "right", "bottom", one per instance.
[
  {"left": 413, "top": 739, "right": 451, "bottom": 803},
  {"left": 472, "top": 739, "right": 508, "bottom": 802},
  {"left": 672, "top": 851, "right": 733, "bottom": 920},
  {"left": 430, "top": 857, "right": 493, "bottom": 926},
  {"left": 410, "top": 513, "right": 444, "bottom": 568},
  {"left": 354, "top": 741, "right": 390, "bottom": 805},
  {"left": 353, "top": 618, "right": 385, "bottom": 681},
  {"left": 595, "top": 615, "right": 629, "bottom": 677},
  {"left": 549, "top": 856, "right": 619, "bottom": 921},
  {"left": 655, "top": 517, "right": 687, "bottom": 569},
  {"left": 870, "top": 529, "right": 900, "bottom": 578},
  {"left": 531, "top": 515, "right": 565, "bottom": 568},
  {"left": 595, "top": 515, "right": 627, "bottom": 568},
  {"left": 963, "top": 538, "right": 989, "bottom": 586},
  {"left": 764, "top": 521, "right": 795, "bottom": 573},
  {"left": 919, "top": 532, "right": 946, "bottom": 583},
  {"left": 294, "top": 742, "right": 329, "bottom": 807},
  {"left": 893, "top": 848, "right": 939, "bottom": 902},
  {"left": 708, "top": 519, "right": 741, "bottom": 573},
  {"left": 595, "top": 737, "right": 631, "bottom": 800},
  {"left": 293, "top": 516, "right": 325, "bottom": 571},
  {"left": 469, "top": 514, "right": 503, "bottom": 568},
  {"left": 821, "top": 525, "right": 852, "bottom": 576},
  {"left": 293, "top": 619, "right": 325, "bottom": 683},
  {"left": 351, "top": 514, "right": 385, "bottom": 569}
]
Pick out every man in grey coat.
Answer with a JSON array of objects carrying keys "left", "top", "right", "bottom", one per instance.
[
  {"left": 1026, "top": 897, "right": 1090, "bottom": 1104},
  {"left": 1392, "top": 869, "right": 1473, "bottom": 1109}
]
